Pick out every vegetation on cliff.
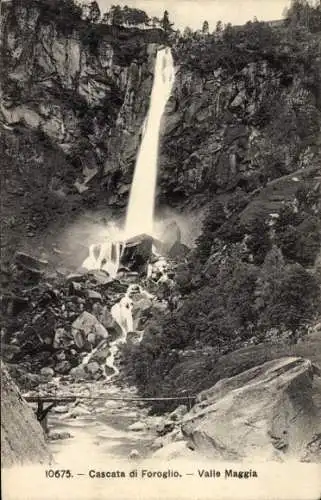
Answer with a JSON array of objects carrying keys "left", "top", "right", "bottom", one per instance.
[{"left": 121, "top": 2, "right": 321, "bottom": 411}]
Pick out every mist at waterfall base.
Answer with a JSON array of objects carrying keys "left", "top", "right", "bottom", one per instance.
[{"left": 53, "top": 208, "right": 202, "bottom": 272}]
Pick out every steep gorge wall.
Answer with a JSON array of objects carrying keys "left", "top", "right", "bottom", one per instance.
[
  {"left": 1, "top": 361, "right": 52, "bottom": 467},
  {"left": 0, "top": 1, "right": 164, "bottom": 194}
]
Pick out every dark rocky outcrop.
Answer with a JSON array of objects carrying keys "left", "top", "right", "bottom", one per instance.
[
  {"left": 160, "top": 41, "right": 321, "bottom": 203},
  {"left": 120, "top": 233, "right": 153, "bottom": 273},
  {"left": 1, "top": 360, "right": 52, "bottom": 467}
]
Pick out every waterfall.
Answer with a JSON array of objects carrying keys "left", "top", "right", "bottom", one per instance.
[
  {"left": 81, "top": 240, "right": 124, "bottom": 279},
  {"left": 124, "top": 47, "right": 175, "bottom": 239},
  {"left": 81, "top": 48, "right": 174, "bottom": 277}
]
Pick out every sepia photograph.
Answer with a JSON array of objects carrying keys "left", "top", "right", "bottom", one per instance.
[{"left": 1, "top": 0, "right": 321, "bottom": 499}]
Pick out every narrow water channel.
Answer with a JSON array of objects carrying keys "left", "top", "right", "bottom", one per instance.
[{"left": 48, "top": 382, "right": 157, "bottom": 467}]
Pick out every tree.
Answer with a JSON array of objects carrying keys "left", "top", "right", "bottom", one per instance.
[
  {"left": 216, "top": 20, "right": 223, "bottom": 32},
  {"left": 161, "top": 10, "right": 173, "bottom": 32},
  {"left": 151, "top": 16, "right": 161, "bottom": 28},
  {"left": 284, "top": 0, "right": 321, "bottom": 32},
  {"left": 88, "top": 1, "right": 100, "bottom": 23},
  {"left": 183, "top": 26, "right": 193, "bottom": 38},
  {"left": 109, "top": 5, "right": 123, "bottom": 26},
  {"left": 202, "top": 20, "right": 209, "bottom": 34},
  {"left": 102, "top": 11, "right": 111, "bottom": 24},
  {"left": 285, "top": 0, "right": 309, "bottom": 27},
  {"left": 309, "top": 3, "right": 321, "bottom": 32},
  {"left": 122, "top": 6, "right": 149, "bottom": 26},
  {"left": 254, "top": 245, "right": 285, "bottom": 313},
  {"left": 196, "top": 200, "right": 227, "bottom": 262}
]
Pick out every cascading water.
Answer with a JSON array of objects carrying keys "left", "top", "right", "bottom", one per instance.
[{"left": 124, "top": 47, "right": 175, "bottom": 239}]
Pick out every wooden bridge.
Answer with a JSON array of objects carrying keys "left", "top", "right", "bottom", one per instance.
[{"left": 24, "top": 394, "right": 197, "bottom": 434}]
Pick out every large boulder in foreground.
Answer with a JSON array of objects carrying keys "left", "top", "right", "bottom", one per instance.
[
  {"left": 181, "top": 357, "right": 321, "bottom": 462},
  {"left": 1, "top": 361, "right": 52, "bottom": 468}
]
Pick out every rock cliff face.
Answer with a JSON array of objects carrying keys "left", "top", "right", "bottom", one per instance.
[
  {"left": 160, "top": 57, "right": 321, "bottom": 203},
  {"left": 1, "top": 361, "right": 53, "bottom": 467},
  {"left": 1, "top": 0, "right": 164, "bottom": 198}
]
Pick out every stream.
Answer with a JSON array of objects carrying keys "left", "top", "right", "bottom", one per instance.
[{"left": 48, "top": 381, "right": 157, "bottom": 466}]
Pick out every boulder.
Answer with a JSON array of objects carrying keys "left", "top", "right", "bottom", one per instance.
[
  {"left": 150, "top": 428, "right": 184, "bottom": 451},
  {"left": 120, "top": 234, "right": 153, "bottom": 273},
  {"left": 181, "top": 357, "right": 321, "bottom": 462},
  {"left": 53, "top": 328, "right": 68, "bottom": 349},
  {"left": 152, "top": 441, "right": 194, "bottom": 460},
  {"left": 86, "top": 361, "right": 100, "bottom": 375},
  {"left": 128, "top": 421, "right": 148, "bottom": 432},
  {"left": 66, "top": 273, "right": 87, "bottom": 283},
  {"left": 90, "top": 345, "right": 110, "bottom": 364},
  {"left": 55, "top": 351, "right": 66, "bottom": 361},
  {"left": 54, "top": 361, "right": 71, "bottom": 374},
  {"left": 69, "top": 281, "right": 84, "bottom": 296},
  {"left": 169, "top": 404, "right": 188, "bottom": 421},
  {"left": 87, "top": 333, "right": 96, "bottom": 345},
  {"left": 52, "top": 405, "right": 69, "bottom": 414},
  {"left": 69, "top": 365, "right": 87, "bottom": 381},
  {"left": 167, "top": 241, "right": 190, "bottom": 260},
  {"left": 2, "top": 294, "right": 29, "bottom": 316},
  {"left": 71, "top": 311, "right": 108, "bottom": 348},
  {"left": 99, "top": 306, "right": 117, "bottom": 329},
  {"left": 14, "top": 252, "right": 48, "bottom": 271},
  {"left": 230, "top": 89, "right": 247, "bottom": 109},
  {"left": 132, "top": 298, "right": 153, "bottom": 316},
  {"left": 156, "top": 420, "right": 175, "bottom": 436},
  {"left": 68, "top": 405, "right": 91, "bottom": 418},
  {"left": 40, "top": 367, "right": 54, "bottom": 380},
  {"left": 0, "top": 343, "right": 20, "bottom": 362},
  {"left": 49, "top": 431, "right": 72, "bottom": 441},
  {"left": 87, "top": 290, "right": 103, "bottom": 301},
  {"left": 128, "top": 449, "right": 140, "bottom": 459}
]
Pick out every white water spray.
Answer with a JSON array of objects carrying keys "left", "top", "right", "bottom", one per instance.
[
  {"left": 81, "top": 225, "right": 124, "bottom": 278},
  {"left": 124, "top": 47, "right": 175, "bottom": 238}
]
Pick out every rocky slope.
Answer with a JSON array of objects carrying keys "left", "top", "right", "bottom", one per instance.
[
  {"left": 1, "top": 0, "right": 164, "bottom": 178},
  {"left": 181, "top": 356, "right": 321, "bottom": 462}
]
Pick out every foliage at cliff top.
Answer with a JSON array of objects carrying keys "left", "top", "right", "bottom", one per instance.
[
  {"left": 173, "top": 5, "right": 321, "bottom": 78},
  {"left": 4, "top": 0, "right": 166, "bottom": 60}
]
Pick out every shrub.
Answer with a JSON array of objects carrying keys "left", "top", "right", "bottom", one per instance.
[{"left": 255, "top": 246, "right": 320, "bottom": 331}]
